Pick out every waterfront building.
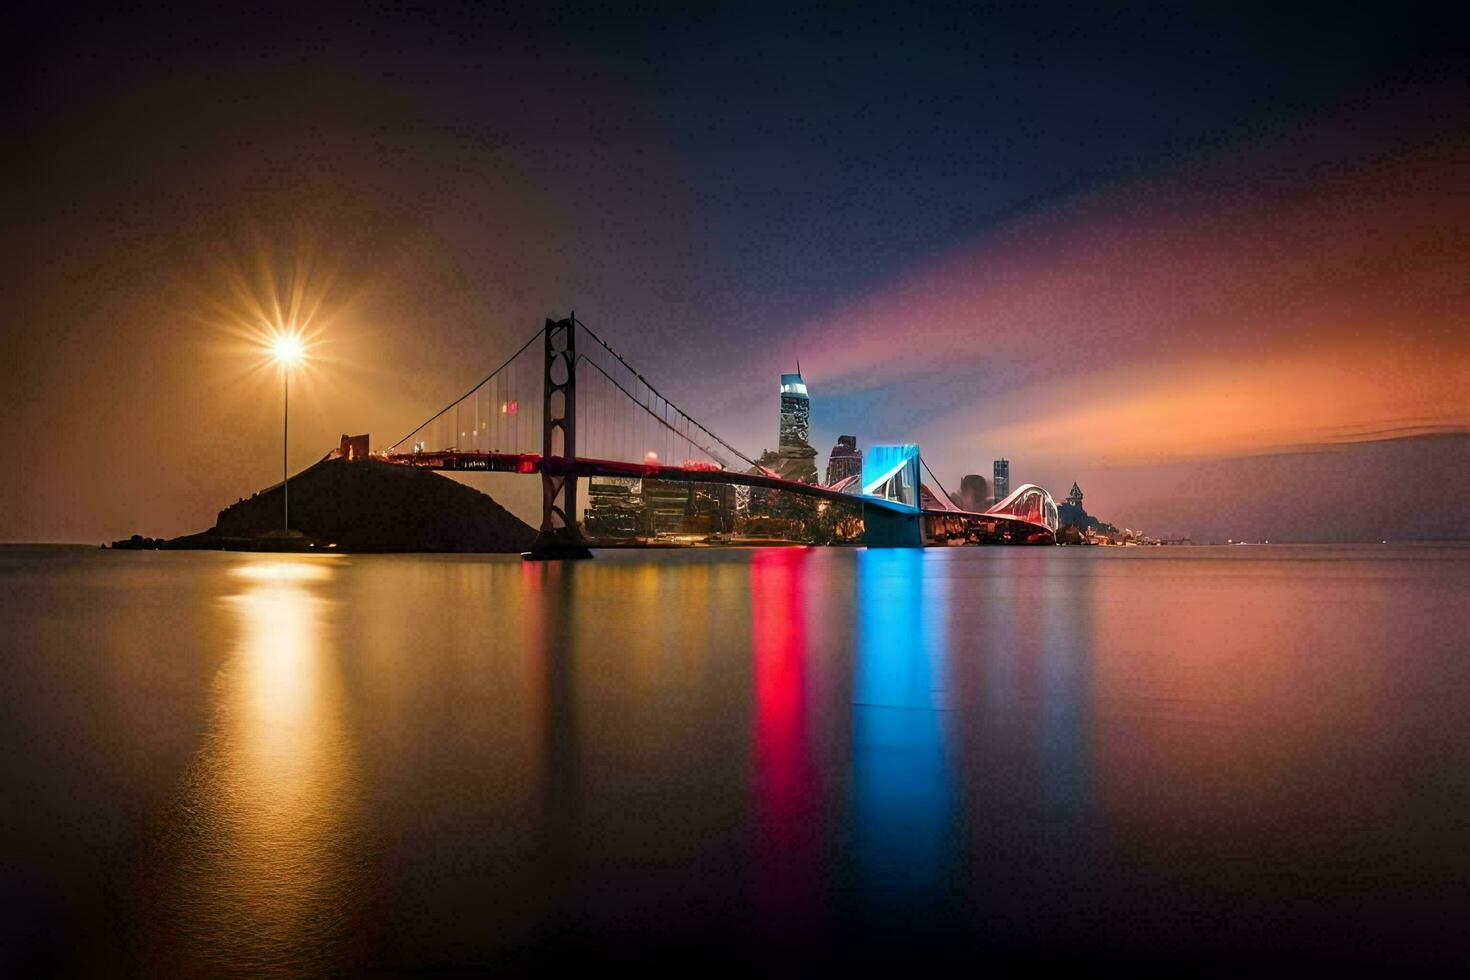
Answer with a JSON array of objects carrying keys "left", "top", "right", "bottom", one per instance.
[
  {"left": 643, "top": 478, "right": 692, "bottom": 536},
  {"left": 689, "top": 482, "right": 737, "bottom": 534},
  {"left": 585, "top": 475, "right": 645, "bottom": 538},
  {"left": 992, "top": 458, "right": 1010, "bottom": 505},
  {"left": 826, "top": 434, "right": 862, "bottom": 485},
  {"left": 626, "top": 478, "right": 738, "bottom": 537}
]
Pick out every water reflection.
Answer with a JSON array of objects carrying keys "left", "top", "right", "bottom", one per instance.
[
  {"left": 751, "top": 549, "right": 823, "bottom": 931},
  {"left": 158, "top": 555, "right": 364, "bottom": 973},
  {"left": 7, "top": 545, "right": 1458, "bottom": 970},
  {"left": 1037, "top": 565, "right": 1093, "bottom": 820},
  {"left": 526, "top": 560, "right": 581, "bottom": 931},
  {"left": 851, "top": 550, "right": 957, "bottom": 912}
]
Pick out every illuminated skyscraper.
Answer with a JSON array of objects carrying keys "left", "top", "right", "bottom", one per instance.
[
  {"left": 779, "top": 370, "right": 811, "bottom": 451},
  {"left": 992, "top": 458, "right": 1010, "bottom": 504},
  {"left": 754, "top": 366, "right": 818, "bottom": 484}
]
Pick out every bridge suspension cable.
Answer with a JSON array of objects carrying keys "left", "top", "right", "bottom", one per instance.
[
  {"left": 575, "top": 354, "right": 732, "bottom": 469},
  {"left": 388, "top": 324, "right": 545, "bottom": 452},
  {"left": 383, "top": 314, "right": 763, "bottom": 478},
  {"left": 920, "top": 455, "right": 957, "bottom": 508},
  {"left": 574, "top": 317, "right": 761, "bottom": 472}
]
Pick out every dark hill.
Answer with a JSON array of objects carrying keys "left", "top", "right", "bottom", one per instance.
[{"left": 207, "top": 458, "right": 536, "bottom": 553}]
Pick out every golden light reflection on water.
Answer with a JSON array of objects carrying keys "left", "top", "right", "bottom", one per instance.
[
  {"left": 161, "top": 556, "right": 363, "bottom": 973},
  {"left": 230, "top": 559, "right": 335, "bottom": 583}
]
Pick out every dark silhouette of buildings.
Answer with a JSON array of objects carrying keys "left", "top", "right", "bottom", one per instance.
[
  {"left": 335, "top": 433, "right": 370, "bottom": 460},
  {"left": 584, "top": 475, "right": 737, "bottom": 539},
  {"left": 585, "top": 475, "right": 644, "bottom": 536},
  {"left": 826, "top": 434, "right": 862, "bottom": 485},
  {"left": 644, "top": 479, "right": 696, "bottom": 535},
  {"left": 960, "top": 473, "right": 989, "bottom": 511}
]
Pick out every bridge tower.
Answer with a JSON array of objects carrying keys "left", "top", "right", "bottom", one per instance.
[{"left": 526, "top": 313, "right": 593, "bottom": 560}]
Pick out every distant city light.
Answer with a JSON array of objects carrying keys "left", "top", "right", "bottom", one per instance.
[{"left": 645, "top": 450, "right": 659, "bottom": 465}]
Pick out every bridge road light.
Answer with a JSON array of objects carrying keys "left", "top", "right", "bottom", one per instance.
[{"left": 269, "top": 332, "right": 306, "bottom": 534}]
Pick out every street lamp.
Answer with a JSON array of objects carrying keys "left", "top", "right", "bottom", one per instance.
[{"left": 270, "top": 332, "right": 305, "bottom": 533}]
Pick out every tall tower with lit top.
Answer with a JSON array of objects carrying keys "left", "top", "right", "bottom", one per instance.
[
  {"left": 760, "top": 364, "right": 818, "bottom": 483},
  {"left": 779, "top": 367, "right": 810, "bottom": 451}
]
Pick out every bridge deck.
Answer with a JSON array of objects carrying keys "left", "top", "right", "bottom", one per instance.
[{"left": 379, "top": 450, "right": 1053, "bottom": 539}]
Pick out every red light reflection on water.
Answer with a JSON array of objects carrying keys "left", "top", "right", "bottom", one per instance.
[{"left": 751, "top": 548, "right": 823, "bottom": 930}]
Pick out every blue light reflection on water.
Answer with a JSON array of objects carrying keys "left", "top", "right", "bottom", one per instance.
[{"left": 850, "top": 549, "right": 957, "bottom": 911}]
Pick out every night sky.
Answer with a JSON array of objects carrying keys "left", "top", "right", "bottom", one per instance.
[{"left": 6, "top": 3, "right": 1468, "bottom": 542}]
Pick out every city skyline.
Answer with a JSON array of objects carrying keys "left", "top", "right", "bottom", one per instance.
[{"left": 5, "top": 5, "right": 1468, "bottom": 544}]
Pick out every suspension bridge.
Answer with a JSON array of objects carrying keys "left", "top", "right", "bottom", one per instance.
[{"left": 364, "top": 314, "right": 1058, "bottom": 558}]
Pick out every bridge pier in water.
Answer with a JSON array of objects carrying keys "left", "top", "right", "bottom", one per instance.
[
  {"left": 861, "top": 503, "right": 925, "bottom": 547},
  {"left": 525, "top": 314, "right": 593, "bottom": 561}
]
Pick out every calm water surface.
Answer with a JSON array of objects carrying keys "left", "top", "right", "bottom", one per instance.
[{"left": 3, "top": 544, "right": 1468, "bottom": 972}]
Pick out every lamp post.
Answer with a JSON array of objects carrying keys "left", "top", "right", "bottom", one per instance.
[{"left": 270, "top": 333, "right": 304, "bottom": 534}]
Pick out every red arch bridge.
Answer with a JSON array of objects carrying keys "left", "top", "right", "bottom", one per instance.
[{"left": 357, "top": 314, "right": 1059, "bottom": 558}]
